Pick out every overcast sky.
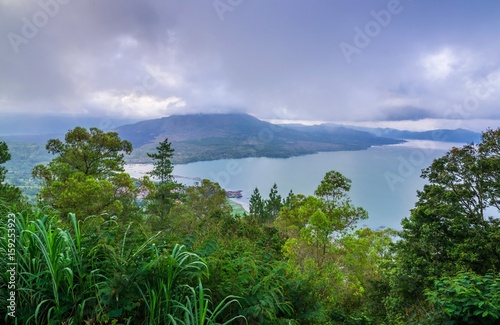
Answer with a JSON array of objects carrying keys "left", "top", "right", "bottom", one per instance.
[{"left": 1, "top": 0, "right": 500, "bottom": 131}]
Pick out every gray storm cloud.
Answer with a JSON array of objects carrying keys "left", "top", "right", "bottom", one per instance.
[{"left": 1, "top": 0, "right": 500, "bottom": 128}]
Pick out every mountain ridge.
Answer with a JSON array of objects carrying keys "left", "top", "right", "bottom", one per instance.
[
  {"left": 328, "top": 125, "right": 482, "bottom": 143},
  {"left": 115, "top": 113, "right": 403, "bottom": 164},
  {"left": 0, "top": 113, "right": 482, "bottom": 166}
]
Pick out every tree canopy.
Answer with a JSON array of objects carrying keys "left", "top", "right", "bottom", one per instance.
[
  {"left": 0, "top": 141, "right": 22, "bottom": 204},
  {"left": 143, "top": 138, "right": 181, "bottom": 221},
  {"left": 32, "top": 127, "right": 137, "bottom": 218},
  {"left": 386, "top": 128, "right": 500, "bottom": 323},
  {"left": 147, "top": 138, "right": 175, "bottom": 184}
]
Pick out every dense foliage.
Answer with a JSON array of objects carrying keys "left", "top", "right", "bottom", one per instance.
[
  {"left": 0, "top": 142, "right": 22, "bottom": 204},
  {"left": 1, "top": 127, "right": 499, "bottom": 324},
  {"left": 31, "top": 127, "right": 138, "bottom": 219},
  {"left": 385, "top": 128, "right": 500, "bottom": 324}
]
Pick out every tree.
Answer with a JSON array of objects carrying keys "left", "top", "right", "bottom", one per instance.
[
  {"left": 277, "top": 172, "right": 386, "bottom": 323},
  {"left": 162, "top": 179, "right": 232, "bottom": 243},
  {"left": 0, "top": 142, "right": 10, "bottom": 181},
  {"left": 32, "top": 127, "right": 137, "bottom": 219},
  {"left": 184, "top": 179, "right": 231, "bottom": 220},
  {"left": 0, "top": 141, "right": 22, "bottom": 204},
  {"left": 314, "top": 170, "right": 367, "bottom": 232},
  {"left": 278, "top": 170, "right": 366, "bottom": 275},
  {"left": 265, "top": 183, "right": 282, "bottom": 222},
  {"left": 282, "top": 189, "right": 294, "bottom": 209},
  {"left": 386, "top": 128, "right": 500, "bottom": 323},
  {"left": 249, "top": 187, "right": 265, "bottom": 220},
  {"left": 144, "top": 138, "right": 181, "bottom": 220},
  {"left": 314, "top": 170, "right": 351, "bottom": 204},
  {"left": 42, "top": 127, "right": 132, "bottom": 179},
  {"left": 147, "top": 138, "right": 175, "bottom": 184},
  {"left": 250, "top": 184, "right": 285, "bottom": 224}
]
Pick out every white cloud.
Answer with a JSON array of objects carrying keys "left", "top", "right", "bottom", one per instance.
[
  {"left": 421, "top": 48, "right": 459, "bottom": 80},
  {"left": 2, "top": 1, "right": 500, "bottom": 127},
  {"left": 88, "top": 91, "right": 186, "bottom": 118},
  {"left": 336, "top": 118, "right": 500, "bottom": 132}
]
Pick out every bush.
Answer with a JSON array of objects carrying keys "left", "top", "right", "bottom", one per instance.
[{"left": 425, "top": 271, "right": 500, "bottom": 324}]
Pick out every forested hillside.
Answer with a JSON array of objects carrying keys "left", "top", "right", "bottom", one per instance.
[
  {"left": 116, "top": 113, "right": 403, "bottom": 164},
  {"left": 1, "top": 127, "right": 499, "bottom": 324}
]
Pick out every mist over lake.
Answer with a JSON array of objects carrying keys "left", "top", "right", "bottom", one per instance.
[{"left": 126, "top": 140, "right": 463, "bottom": 230}]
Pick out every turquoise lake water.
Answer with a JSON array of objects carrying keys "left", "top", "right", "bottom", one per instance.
[{"left": 126, "top": 140, "right": 462, "bottom": 230}]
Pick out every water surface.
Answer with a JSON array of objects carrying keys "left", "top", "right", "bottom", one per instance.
[{"left": 126, "top": 141, "right": 462, "bottom": 229}]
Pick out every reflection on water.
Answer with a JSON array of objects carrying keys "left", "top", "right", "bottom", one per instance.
[
  {"left": 386, "top": 139, "right": 466, "bottom": 150},
  {"left": 387, "top": 140, "right": 464, "bottom": 151}
]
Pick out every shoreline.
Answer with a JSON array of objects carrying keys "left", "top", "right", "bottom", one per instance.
[
  {"left": 227, "top": 198, "right": 250, "bottom": 213},
  {"left": 124, "top": 138, "right": 475, "bottom": 168}
]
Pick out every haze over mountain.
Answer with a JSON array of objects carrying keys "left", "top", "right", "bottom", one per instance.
[
  {"left": 338, "top": 125, "right": 483, "bottom": 143},
  {"left": 286, "top": 124, "right": 482, "bottom": 143},
  {"left": 0, "top": 111, "right": 482, "bottom": 165},
  {"left": 114, "top": 113, "right": 480, "bottom": 164}
]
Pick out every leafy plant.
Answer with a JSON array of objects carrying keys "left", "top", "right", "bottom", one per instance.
[
  {"left": 168, "top": 280, "right": 244, "bottom": 325},
  {"left": 425, "top": 271, "right": 500, "bottom": 324}
]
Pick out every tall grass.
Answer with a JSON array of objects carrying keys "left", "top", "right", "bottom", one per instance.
[
  {"left": 168, "top": 280, "right": 244, "bottom": 325},
  {"left": 137, "top": 244, "right": 245, "bottom": 324},
  {"left": 1, "top": 209, "right": 96, "bottom": 324},
  {"left": 1, "top": 208, "right": 245, "bottom": 324}
]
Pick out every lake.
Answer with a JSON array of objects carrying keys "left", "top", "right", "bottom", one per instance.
[{"left": 125, "top": 140, "right": 463, "bottom": 230}]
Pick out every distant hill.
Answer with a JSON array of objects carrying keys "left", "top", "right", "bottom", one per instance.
[
  {"left": 115, "top": 113, "right": 402, "bottom": 164},
  {"left": 331, "top": 125, "right": 482, "bottom": 143},
  {"left": 1, "top": 113, "right": 482, "bottom": 166}
]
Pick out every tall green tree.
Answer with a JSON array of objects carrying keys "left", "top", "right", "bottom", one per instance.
[
  {"left": 282, "top": 189, "right": 294, "bottom": 209},
  {"left": 147, "top": 138, "right": 175, "bottom": 184},
  {"left": 277, "top": 171, "right": 381, "bottom": 323},
  {"left": 42, "top": 126, "right": 132, "bottom": 178},
  {"left": 0, "top": 142, "right": 10, "bottom": 181},
  {"left": 314, "top": 170, "right": 368, "bottom": 232},
  {"left": 314, "top": 170, "right": 351, "bottom": 203},
  {"left": 144, "top": 138, "right": 181, "bottom": 221},
  {"left": 386, "top": 128, "right": 500, "bottom": 323},
  {"left": 249, "top": 184, "right": 284, "bottom": 223},
  {"left": 0, "top": 141, "right": 22, "bottom": 204},
  {"left": 32, "top": 127, "right": 137, "bottom": 219},
  {"left": 249, "top": 187, "right": 265, "bottom": 220},
  {"left": 265, "top": 183, "right": 282, "bottom": 222}
]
